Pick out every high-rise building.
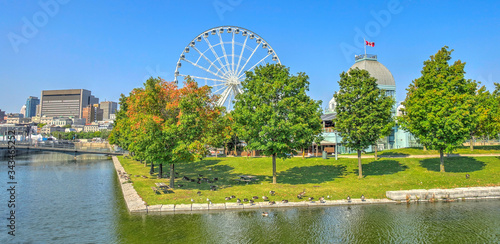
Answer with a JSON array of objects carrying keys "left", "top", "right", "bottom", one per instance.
[
  {"left": 25, "top": 96, "right": 40, "bottom": 118},
  {"left": 40, "top": 89, "right": 99, "bottom": 118},
  {"left": 82, "top": 104, "right": 103, "bottom": 124},
  {"left": 100, "top": 101, "right": 117, "bottom": 120},
  {"left": 0, "top": 109, "right": 5, "bottom": 123},
  {"left": 20, "top": 105, "right": 26, "bottom": 117}
]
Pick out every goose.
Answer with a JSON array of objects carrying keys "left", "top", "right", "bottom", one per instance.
[
  {"left": 252, "top": 196, "right": 259, "bottom": 200},
  {"left": 236, "top": 198, "right": 241, "bottom": 204},
  {"left": 282, "top": 199, "right": 288, "bottom": 203},
  {"left": 308, "top": 197, "right": 314, "bottom": 201},
  {"left": 347, "top": 196, "right": 351, "bottom": 202},
  {"left": 177, "top": 184, "right": 183, "bottom": 188},
  {"left": 269, "top": 190, "right": 276, "bottom": 196},
  {"left": 361, "top": 194, "right": 365, "bottom": 201},
  {"left": 225, "top": 197, "right": 231, "bottom": 201},
  {"left": 197, "top": 191, "right": 202, "bottom": 195},
  {"left": 466, "top": 174, "right": 470, "bottom": 179},
  {"left": 319, "top": 197, "right": 325, "bottom": 203},
  {"left": 269, "top": 201, "right": 276, "bottom": 205},
  {"left": 262, "top": 212, "right": 269, "bottom": 217},
  {"left": 231, "top": 195, "right": 236, "bottom": 199},
  {"left": 262, "top": 196, "right": 269, "bottom": 201},
  {"left": 249, "top": 200, "right": 254, "bottom": 204},
  {"left": 297, "top": 194, "right": 302, "bottom": 199},
  {"left": 243, "top": 198, "right": 249, "bottom": 202}
]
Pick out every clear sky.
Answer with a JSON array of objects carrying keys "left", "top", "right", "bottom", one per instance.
[{"left": 1, "top": 0, "right": 499, "bottom": 113}]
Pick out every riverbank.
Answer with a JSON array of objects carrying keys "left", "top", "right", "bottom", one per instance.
[{"left": 113, "top": 155, "right": 500, "bottom": 213}]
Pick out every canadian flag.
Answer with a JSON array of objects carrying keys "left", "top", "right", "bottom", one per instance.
[{"left": 365, "top": 40, "right": 375, "bottom": 47}]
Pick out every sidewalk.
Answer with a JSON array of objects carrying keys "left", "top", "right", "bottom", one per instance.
[{"left": 337, "top": 153, "right": 500, "bottom": 159}]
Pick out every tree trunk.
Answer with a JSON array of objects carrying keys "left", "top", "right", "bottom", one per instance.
[
  {"left": 374, "top": 144, "right": 378, "bottom": 160},
  {"left": 423, "top": 146, "right": 427, "bottom": 151},
  {"left": 439, "top": 149, "right": 445, "bottom": 172},
  {"left": 215, "top": 149, "right": 218, "bottom": 158},
  {"left": 272, "top": 153, "right": 277, "bottom": 184},
  {"left": 302, "top": 148, "right": 305, "bottom": 159},
  {"left": 470, "top": 135, "right": 474, "bottom": 151},
  {"left": 358, "top": 150, "right": 363, "bottom": 179},
  {"left": 159, "top": 163, "right": 163, "bottom": 178},
  {"left": 170, "top": 163, "right": 175, "bottom": 188}
]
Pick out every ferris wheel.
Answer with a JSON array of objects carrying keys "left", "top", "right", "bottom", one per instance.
[{"left": 174, "top": 26, "right": 281, "bottom": 110}]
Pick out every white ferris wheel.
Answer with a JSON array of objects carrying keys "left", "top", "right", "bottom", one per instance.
[{"left": 174, "top": 26, "right": 281, "bottom": 110}]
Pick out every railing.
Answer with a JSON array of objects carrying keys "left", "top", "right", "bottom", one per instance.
[
  {"left": 355, "top": 54, "right": 377, "bottom": 61},
  {"left": 0, "top": 140, "right": 118, "bottom": 153}
]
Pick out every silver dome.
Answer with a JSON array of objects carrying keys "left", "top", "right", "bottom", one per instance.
[{"left": 349, "top": 59, "right": 395, "bottom": 86}]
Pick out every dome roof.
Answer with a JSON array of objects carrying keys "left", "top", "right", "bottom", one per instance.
[{"left": 349, "top": 58, "right": 395, "bottom": 86}]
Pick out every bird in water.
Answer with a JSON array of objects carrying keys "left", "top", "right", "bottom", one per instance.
[
  {"left": 269, "top": 190, "right": 276, "bottom": 196},
  {"left": 361, "top": 194, "right": 366, "bottom": 201},
  {"left": 262, "top": 212, "right": 269, "bottom": 217},
  {"left": 347, "top": 196, "right": 351, "bottom": 202}
]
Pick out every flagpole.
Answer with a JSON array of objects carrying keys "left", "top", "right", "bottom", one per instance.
[{"left": 364, "top": 38, "right": 366, "bottom": 57}]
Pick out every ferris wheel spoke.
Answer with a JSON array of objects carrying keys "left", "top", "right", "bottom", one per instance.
[
  {"left": 214, "top": 85, "right": 228, "bottom": 94},
  {"left": 178, "top": 74, "right": 225, "bottom": 83},
  {"left": 192, "top": 46, "right": 225, "bottom": 76},
  {"left": 238, "top": 53, "right": 271, "bottom": 79},
  {"left": 217, "top": 31, "right": 232, "bottom": 76},
  {"left": 203, "top": 37, "right": 230, "bottom": 74},
  {"left": 231, "top": 32, "right": 235, "bottom": 74},
  {"left": 236, "top": 42, "right": 262, "bottom": 77},
  {"left": 183, "top": 58, "right": 226, "bottom": 80},
  {"left": 235, "top": 35, "right": 249, "bottom": 78},
  {"left": 218, "top": 87, "right": 231, "bottom": 107}
]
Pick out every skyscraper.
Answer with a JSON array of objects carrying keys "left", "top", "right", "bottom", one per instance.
[
  {"left": 100, "top": 101, "right": 117, "bottom": 120},
  {"left": 40, "top": 89, "right": 99, "bottom": 118},
  {"left": 25, "top": 96, "right": 40, "bottom": 118}
]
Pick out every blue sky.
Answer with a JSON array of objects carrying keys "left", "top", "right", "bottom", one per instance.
[{"left": 1, "top": 0, "right": 499, "bottom": 113}]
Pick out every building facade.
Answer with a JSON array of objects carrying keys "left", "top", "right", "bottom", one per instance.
[
  {"left": 40, "top": 89, "right": 99, "bottom": 118},
  {"left": 82, "top": 104, "right": 103, "bottom": 124},
  {"left": 100, "top": 101, "right": 117, "bottom": 120},
  {"left": 25, "top": 96, "right": 40, "bottom": 118}
]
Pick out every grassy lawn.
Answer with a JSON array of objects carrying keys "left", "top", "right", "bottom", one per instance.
[
  {"left": 118, "top": 155, "right": 500, "bottom": 206},
  {"left": 345, "top": 145, "right": 500, "bottom": 156}
]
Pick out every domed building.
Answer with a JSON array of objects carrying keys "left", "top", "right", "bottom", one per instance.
[{"left": 318, "top": 54, "right": 406, "bottom": 156}]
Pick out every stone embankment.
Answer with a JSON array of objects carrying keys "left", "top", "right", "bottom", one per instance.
[
  {"left": 112, "top": 156, "right": 500, "bottom": 213},
  {"left": 386, "top": 186, "right": 500, "bottom": 202}
]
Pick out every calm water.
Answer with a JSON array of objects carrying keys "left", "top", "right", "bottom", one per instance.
[{"left": 1, "top": 153, "right": 499, "bottom": 243}]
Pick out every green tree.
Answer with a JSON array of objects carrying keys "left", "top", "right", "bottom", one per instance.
[
  {"left": 233, "top": 64, "right": 323, "bottom": 184},
  {"left": 400, "top": 46, "right": 476, "bottom": 172},
  {"left": 469, "top": 85, "right": 497, "bottom": 150},
  {"left": 334, "top": 68, "right": 394, "bottom": 178}
]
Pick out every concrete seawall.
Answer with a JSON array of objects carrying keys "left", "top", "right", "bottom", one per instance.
[{"left": 112, "top": 156, "right": 500, "bottom": 214}]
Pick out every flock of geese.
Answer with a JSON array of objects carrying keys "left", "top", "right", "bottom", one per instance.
[{"left": 193, "top": 189, "right": 367, "bottom": 217}]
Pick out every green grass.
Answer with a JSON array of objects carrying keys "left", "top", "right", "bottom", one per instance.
[
  {"left": 345, "top": 145, "right": 500, "bottom": 156},
  {"left": 118, "top": 155, "right": 500, "bottom": 206}
]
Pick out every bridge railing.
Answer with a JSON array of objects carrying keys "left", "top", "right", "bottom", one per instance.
[{"left": 0, "top": 140, "right": 117, "bottom": 153}]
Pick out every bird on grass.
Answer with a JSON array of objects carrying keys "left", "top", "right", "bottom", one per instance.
[
  {"left": 249, "top": 200, "right": 255, "bottom": 204},
  {"left": 269, "top": 190, "right": 276, "bottom": 196},
  {"left": 236, "top": 198, "right": 241, "bottom": 204},
  {"left": 191, "top": 199, "right": 194, "bottom": 203},
  {"left": 466, "top": 174, "right": 470, "bottom": 179},
  {"left": 269, "top": 201, "right": 276, "bottom": 205},
  {"left": 231, "top": 195, "right": 236, "bottom": 199},
  {"left": 361, "top": 194, "right": 365, "bottom": 201},
  {"left": 347, "top": 196, "right": 351, "bottom": 202},
  {"left": 282, "top": 199, "right": 288, "bottom": 203},
  {"left": 225, "top": 197, "right": 231, "bottom": 201},
  {"left": 243, "top": 198, "right": 249, "bottom": 202},
  {"left": 262, "top": 212, "right": 269, "bottom": 217},
  {"left": 297, "top": 194, "right": 302, "bottom": 199},
  {"left": 252, "top": 196, "right": 259, "bottom": 200},
  {"left": 308, "top": 197, "right": 314, "bottom": 202},
  {"left": 319, "top": 197, "right": 325, "bottom": 203},
  {"left": 177, "top": 184, "right": 183, "bottom": 188},
  {"left": 262, "top": 196, "right": 269, "bottom": 201},
  {"left": 197, "top": 191, "right": 202, "bottom": 196}
]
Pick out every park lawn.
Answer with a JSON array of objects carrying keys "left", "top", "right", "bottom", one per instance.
[
  {"left": 345, "top": 145, "right": 500, "bottom": 156},
  {"left": 117, "top": 155, "right": 500, "bottom": 206}
]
